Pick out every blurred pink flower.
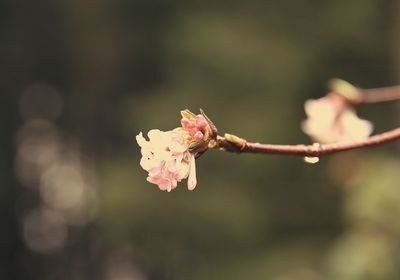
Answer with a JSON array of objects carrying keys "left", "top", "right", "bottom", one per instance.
[
  {"left": 302, "top": 96, "right": 373, "bottom": 143},
  {"left": 136, "top": 129, "right": 197, "bottom": 192}
]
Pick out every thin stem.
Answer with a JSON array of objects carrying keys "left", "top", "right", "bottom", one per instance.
[
  {"left": 215, "top": 127, "right": 400, "bottom": 158},
  {"left": 328, "top": 79, "right": 400, "bottom": 105},
  {"left": 358, "top": 86, "right": 400, "bottom": 104}
]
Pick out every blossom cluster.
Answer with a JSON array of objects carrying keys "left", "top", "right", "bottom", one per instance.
[
  {"left": 302, "top": 94, "right": 373, "bottom": 144},
  {"left": 136, "top": 111, "right": 212, "bottom": 192}
]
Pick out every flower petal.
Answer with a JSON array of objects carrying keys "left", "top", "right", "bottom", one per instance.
[
  {"left": 136, "top": 132, "right": 148, "bottom": 148},
  {"left": 187, "top": 154, "right": 197, "bottom": 190},
  {"left": 302, "top": 97, "right": 373, "bottom": 144},
  {"left": 341, "top": 110, "right": 373, "bottom": 141}
]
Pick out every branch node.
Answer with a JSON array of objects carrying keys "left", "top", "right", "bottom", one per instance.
[{"left": 224, "top": 133, "right": 247, "bottom": 151}]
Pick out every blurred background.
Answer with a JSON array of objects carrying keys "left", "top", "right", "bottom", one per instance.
[{"left": 1, "top": 0, "right": 400, "bottom": 279}]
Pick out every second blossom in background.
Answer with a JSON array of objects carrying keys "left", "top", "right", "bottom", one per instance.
[{"left": 302, "top": 95, "right": 373, "bottom": 144}]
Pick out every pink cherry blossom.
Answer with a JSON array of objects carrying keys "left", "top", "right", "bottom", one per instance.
[
  {"left": 302, "top": 96, "right": 373, "bottom": 143},
  {"left": 136, "top": 129, "right": 197, "bottom": 192}
]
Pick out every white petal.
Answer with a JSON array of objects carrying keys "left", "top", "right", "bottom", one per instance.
[
  {"left": 187, "top": 154, "right": 197, "bottom": 190},
  {"left": 147, "top": 129, "right": 162, "bottom": 140},
  {"left": 341, "top": 110, "right": 373, "bottom": 141},
  {"left": 304, "top": 99, "right": 315, "bottom": 116},
  {"left": 301, "top": 119, "right": 335, "bottom": 144},
  {"left": 136, "top": 132, "right": 147, "bottom": 147},
  {"left": 140, "top": 157, "right": 155, "bottom": 171},
  {"left": 302, "top": 99, "right": 339, "bottom": 143},
  {"left": 147, "top": 129, "right": 167, "bottom": 146},
  {"left": 169, "top": 140, "right": 187, "bottom": 153},
  {"left": 305, "top": 99, "right": 336, "bottom": 122}
]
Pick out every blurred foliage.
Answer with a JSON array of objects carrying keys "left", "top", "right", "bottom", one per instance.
[
  {"left": 327, "top": 157, "right": 400, "bottom": 280},
  {"left": 1, "top": 0, "right": 400, "bottom": 279}
]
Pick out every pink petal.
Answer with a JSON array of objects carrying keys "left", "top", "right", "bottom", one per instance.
[
  {"left": 195, "top": 115, "right": 207, "bottom": 130},
  {"left": 194, "top": 131, "right": 204, "bottom": 142},
  {"left": 181, "top": 119, "right": 193, "bottom": 130}
]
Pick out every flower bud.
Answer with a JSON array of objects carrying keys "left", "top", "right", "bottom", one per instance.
[{"left": 180, "top": 109, "right": 216, "bottom": 154}]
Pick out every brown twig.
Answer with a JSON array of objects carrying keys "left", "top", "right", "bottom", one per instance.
[
  {"left": 202, "top": 80, "right": 400, "bottom": 159},
  {"left": 215, "top": 127, "right": 400, "bottom": 158},
  {"left": 358, "top": 86, "right": 400, "bottom": 104},
  {"left": 328, "top": 79, "right": 400, "bottom": 105}
]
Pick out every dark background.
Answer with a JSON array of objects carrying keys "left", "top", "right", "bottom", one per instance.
[{"left": 1, "top": 0, "right": 400, "bottom": 279}]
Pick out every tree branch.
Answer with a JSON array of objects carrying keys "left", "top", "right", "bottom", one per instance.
[
  {"left": 200, "top": 80, "right": 400, "bottom": 160},
  {"left": 215, "top": 127, "right": 400, "bottom": 158},
  {"left": 359, "top": 86, "right": 400, "bottom": 104},
  {"left": 328, "top": 79, "right": 400, "bottom": 104}
]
